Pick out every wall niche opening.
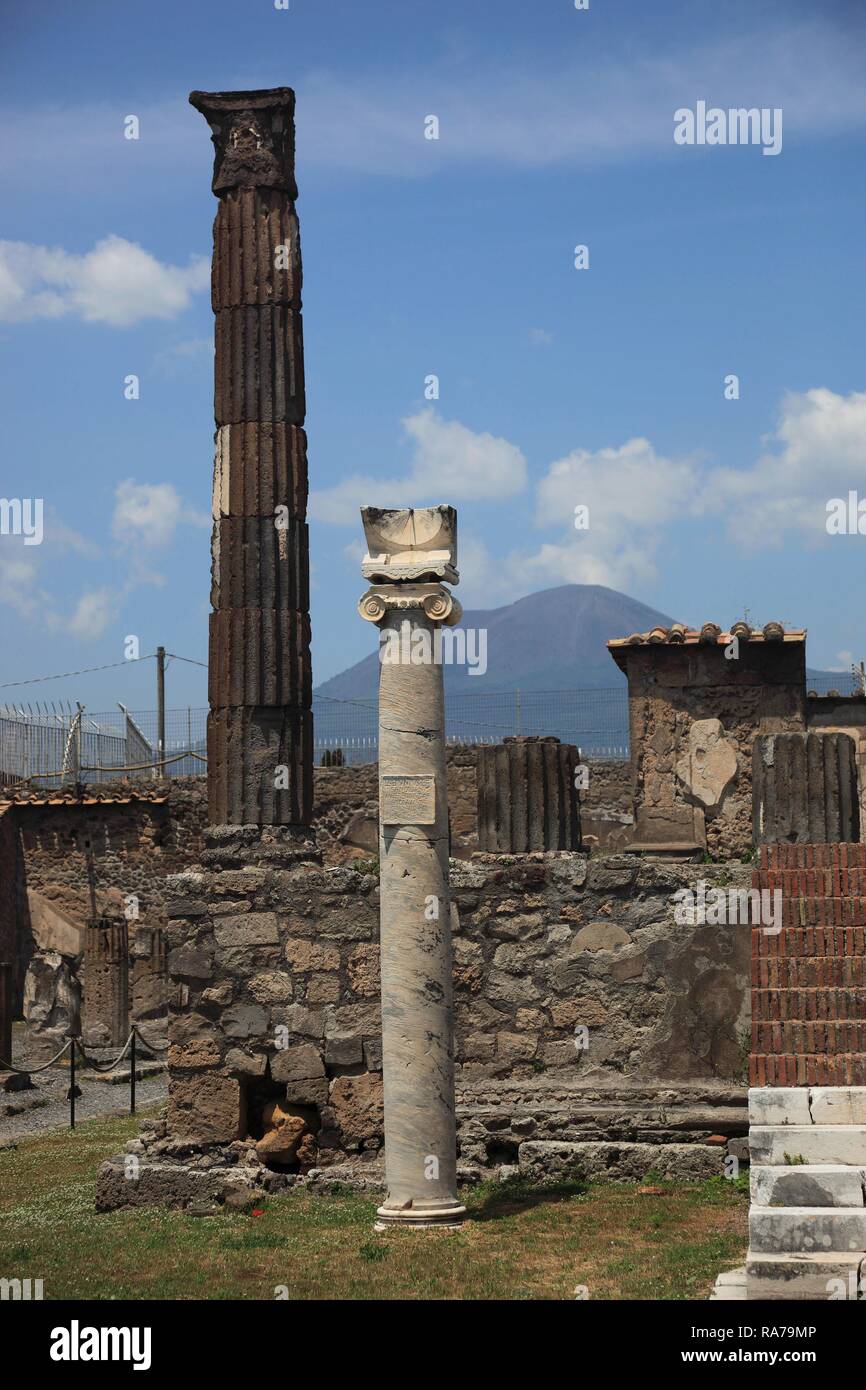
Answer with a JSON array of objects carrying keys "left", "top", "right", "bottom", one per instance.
[{"left": 241, "top": 1074, "right": 321, "bottom": 1173}]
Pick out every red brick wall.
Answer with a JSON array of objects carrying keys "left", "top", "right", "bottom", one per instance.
[{"left": 750, "top": 842, "right": 866, "bottom": 1086}]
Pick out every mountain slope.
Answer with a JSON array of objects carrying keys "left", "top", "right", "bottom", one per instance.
[{"left": 314, "top": 584, "right": 678, "bottom": 699}]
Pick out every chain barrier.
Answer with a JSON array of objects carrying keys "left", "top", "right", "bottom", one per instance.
[
  {"left": 0, "top": 1024, "right": 167, "bottom": 1129},
  {"left": 0, "top": 1036, "right": 72, "bottom": 1074}
]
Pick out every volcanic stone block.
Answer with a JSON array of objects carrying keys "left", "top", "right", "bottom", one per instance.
[
  {"left": 168, "top": 1070, "right": 241, "bottom": 1144},
  {"left": 477, "top": 735, "right": 581, "bottom": 852},
  {"left": 212, "top": 186, "right": 301, "bottom": 310},
  {"left": 517, "top": 1140, "right": 724, "bottom": 1182},
  {"left": 213, "top": 913, "right": 280, "bottom": 948},
  {"left": 210, "top": 516, "right": 309, "bottom": 612},
  {"left": 207, "top": 705, "right": 313, "bottom": 826},
  {"left": 213, "top": 423, "right": 307, "bottom": 520},
  {"left": 270, "top": 1043, "right": 325, "bottom": 1082},
  {"left": 214, "top": 304, "right": 305, "bottom": 425},
  {"left": 753, "top": 732, "right": 859, "bottom": 845},
  {"left": 208, "top": 608, "right": 311, "bottom": 708}
]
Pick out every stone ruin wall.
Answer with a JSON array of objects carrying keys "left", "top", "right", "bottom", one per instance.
[
  {"left": 0, "top": 809, "right": 16, "bottom": 977},
  {"left": 5, "top": 782, "right": 208, "bottom": 1041},
  {"left": 11, "top": 780, "right": 208, "bottom": 938},
  {"left": 3, "top": 757, "right": 633, "bottom": 1052},
  {"left": 150, "top": 849, "right": 751, "bottom": 1194},
  {"left": 313, "top": 749, "right": 633, "bottom": 862},
  {"left": 5, "top": 752, "right": 633, "bottom": 967},
  {"left": 626, "top": 645, "right": 807, "bottom": 859}
]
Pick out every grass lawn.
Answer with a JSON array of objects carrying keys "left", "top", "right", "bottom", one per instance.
[{"left": 0, "top": 1107, "right": 748, "bottom": 1300}]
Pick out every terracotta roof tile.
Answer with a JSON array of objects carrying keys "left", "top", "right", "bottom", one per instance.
[{"left": 608, "top": 622, "right": 805, "bottom": 650}]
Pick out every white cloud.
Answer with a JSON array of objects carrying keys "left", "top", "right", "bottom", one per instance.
[
  {"left": 505, "top": 388, "right": 866, "bottom": 594},
  {"left": 1, "top": 484, "right": 206, "bottom": 647},
  {"left": 2, "top": 19, "right": 863, "bottom": 188},
  {"left": 0, "top": 235, "right": 208, "bottom": 326},
  {"left": 153, "top": 336, "right": 212, "bottom": 375},
  {"left": 515, "top": 437, "right": 696, "bottom": 592},
  {"left": 67, "top": 588, "right": 114, "bottom": 642},
  {"left": 295, "top": 22, "right": 866, "bottom": 174},
  {"left": 529, "top": 328, "right": 553, "bottom": 347},
  {"left": 112, "top": 480, "right": 208, "bottom": 549},
  {"left": 0, "top": 546, "right": 51, "bottom": 623},
  {"left": 310, "top": 409, "right": 527, "bottom": 524},
  {"left": 703, "top": 388, "right": 866, "bottom": 546}
]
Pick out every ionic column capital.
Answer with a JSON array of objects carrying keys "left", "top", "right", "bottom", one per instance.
[{"left": 357, "top": 583, "right": 462, "bottom": 628}]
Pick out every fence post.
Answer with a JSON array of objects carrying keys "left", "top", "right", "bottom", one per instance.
[
  {"left": 69, "top": 1035, "right": 77, "bottom": 1130},
  {"left": 130, "top": 1028, "right": 136, "bottom": 1115},
  {"left": 156, "top": 647, "right": 166, "bottom": 777}
]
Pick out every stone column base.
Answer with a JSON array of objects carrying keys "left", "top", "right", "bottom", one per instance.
[
  {"left": 374, "top": 1199, "right": 466, "bottom": 1231},
  {"left": 745, "top": 1086, "right": 866, "bottom": 1301}
]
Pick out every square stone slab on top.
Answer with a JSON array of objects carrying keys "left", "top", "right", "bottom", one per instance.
[{"left": 360, "top": 505, "right": 458, "bottom": 584}]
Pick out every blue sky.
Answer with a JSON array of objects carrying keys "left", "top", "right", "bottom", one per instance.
[{"left": 1, "top": 0, "right": 865, "bottom": 713}]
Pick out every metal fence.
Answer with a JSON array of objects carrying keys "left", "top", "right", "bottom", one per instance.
[
  {"left": 0, "top": 704, "right": 206, "bottom": 786},
  {"left": 2, "top": 672, "right": 860, "bottom": 782},
  {"left": 0, "top": 688, "right": 631, "bottom": 783},
  {"left": 313, "top": 687, "right": 630, "bottom": 764}
]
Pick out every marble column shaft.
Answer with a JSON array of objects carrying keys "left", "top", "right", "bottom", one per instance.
[{"left": 359, "top": 580, "right": 465, "bottom": 1227}]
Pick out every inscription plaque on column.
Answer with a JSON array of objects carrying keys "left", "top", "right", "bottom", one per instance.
[{"left": 381, "top": 775, "right": 436, "bottom": 826}]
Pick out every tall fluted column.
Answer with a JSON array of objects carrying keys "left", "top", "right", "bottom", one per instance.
[
  {"left": 358, "top": 507, "right": 465, "bottom": 1228},
  {"left": 190, "top": 88, "right": 312, "bottom": 827}
]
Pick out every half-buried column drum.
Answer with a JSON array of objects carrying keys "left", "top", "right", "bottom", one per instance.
[
  {"left": 477, "top": 735, "right": 582, "bottom": 852},
  {"left": 752, "top": 732, "right": 859, "bottom": 845}
]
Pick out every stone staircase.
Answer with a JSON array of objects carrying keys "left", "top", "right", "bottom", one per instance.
[{"left": 746, "top": 844, "right": 866, "bottom": 1300}]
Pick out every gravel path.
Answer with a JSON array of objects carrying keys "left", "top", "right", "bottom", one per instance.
[{"left": 1, "top": 1061, "right": 167, "bottom": 1144}]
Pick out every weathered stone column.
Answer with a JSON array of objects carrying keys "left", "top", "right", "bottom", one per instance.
[
  {"left": 83, "top": 919, "right": 129, "bottom": 1048},
  {"left": 190, "top": 87, "right": 312, "bottom": 828},
  {"left": 358, "top": 507, "right": 466, "bottom": 1228},
  {"left": 156, "top": 88, "right": 319, "bottom": 1152}
]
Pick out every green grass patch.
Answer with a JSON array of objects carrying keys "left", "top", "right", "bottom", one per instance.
[{"left": 0, "top": 1108, "right": 748, "bottom": 1300}]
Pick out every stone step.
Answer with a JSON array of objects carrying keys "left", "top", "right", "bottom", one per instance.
[
  {"left": 750, "top": 1125, "right": 866, "bottom": 1166},
  {"left": 749, "top": 1086, "right": 866, "bottom": 1126},
  {"left": 710, "top": 1265, "right": 747, "bottom": 1301},
  {"left": 746, "top": 1250, "right": 865, "bottom": 1301},
  {"left": 811, "top": 1088, "right": 866, "bottom": 1124},
  {"left": 749, "top": 1205, "right": 866, "bottom": 1253},
  {"left": 751, "top": 1164, "right": 866, "bottom": 1208}
]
